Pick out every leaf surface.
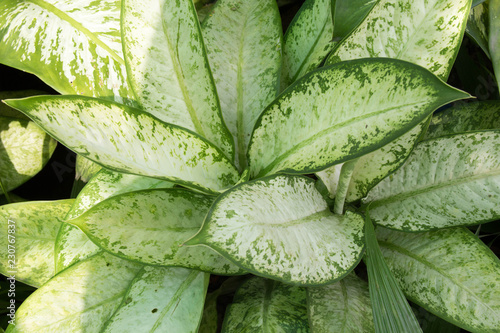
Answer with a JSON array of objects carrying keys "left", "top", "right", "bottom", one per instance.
[
  {"left": 466, "top": 1, "right": 490, "bottom": 57},
  {"left": 378, "top": 227, "right": 500, "bottom": 332},
  {"left": 490, "top": 0, "right": 500, "bottom": 92},
  {"left": 332, "top": 0, "right": 378, "bottom": 38},
  {"left": 248, "top": 58, "right": 469, "bottom": 178},
  {"left": 54, "top": 223, "right": 100, "bottom": 273},
  {"left": 186, "top": 174, "right": 365, "bottom": 285},
  {"left": 5, "top": 95, "right": 239, "bottom": 192},
  {"left": 366, "top": 131, "right": 500, "bottom": 231},
  {"left": 122, "top": 0, "right": 233, "bottom": 158}
]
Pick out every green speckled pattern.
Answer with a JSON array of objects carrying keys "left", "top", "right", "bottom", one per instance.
[
  {"left": 54, "top": 223, "right": 100, "bottom": 273},
  {"left": 490, "top": 0, "right": 500, "bottom": 92}
]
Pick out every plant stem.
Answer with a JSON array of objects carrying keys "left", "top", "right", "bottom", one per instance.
[{"left": 333, "top": 159, "right": 358, "bottom": 214}]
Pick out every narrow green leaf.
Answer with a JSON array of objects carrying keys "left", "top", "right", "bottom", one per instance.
[
  {"left": 0, "top": 0, "right": 131, "bottom": 102},
  {"left": 365, "top": 212, "right": 423, "bottom": 333},
  {"left": 102, "top": 266, "right": 208, "bottom": 332},
  {"left": 281, "top": 0, "right": 334, "bottom": 89},
  {"left": 248, "top": 58, "right": 469, "bottom": 178},
  {"left": 54, "top": 223, "right": 100, "bottom": 273},
  {"left": 0, "top": 200, "right": 74, "bottom": 287},
  {"left": 333, "top": 158, "right": 358, "bottom": 214},
  {"left": 425, "top": 101, "right": 500, "bottom": 139},
  {"left": 4, "top": 95, "right": 239, "bottom": 193},
  {"left": 71, "top": 189, "right": 245, "bottom": 275},
  {"left": 466, "top": 1, "right": 491, "bottom": 57},
  {"left": 332, "top": 0, "right": 378, "bottom": 38},
  {"left": 0, "top": 116, "right": 57, "bottom": 192},
  {"left": 122, "top": 0, "right": 233, "bottom": 158},
  {"left": 202, "top": 0, "right": 282, "bottom": 168},
  {"left": 316, "top": 163, "right": 342, "bottom": 199},
  {"left": 366, "top": 131, "right": 500, "bottom": 231},
  {"left": 6, "top": 252, "right": 142, "bottom": 333},
  {"left": 377, "top": 226, "right": 500, "bottom": 332},
  {"left": 307, "top": 273, "right": 374, "bottom": 332},
  {"left": 0, "top": 91, "right": 45, "bottom": 120},
  {"left": 221, "top": 277, "right": 310, "bottom": 332},
  {"left": 186, "top": 174, "right": 365, "bottom": 285},
  {"left": 327, "top": 0, "right": 472, "bottom": 81},
  {"left": 490, "top": 0, "right": 500, "bottom": 92}
]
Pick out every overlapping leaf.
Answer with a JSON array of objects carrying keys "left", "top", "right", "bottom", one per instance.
[
  {"left": 366, "top": 131, "right": 500, "bottom": 231},
  {"left": 4, "top": 96, "right": 239, "bottom": 192},
  {"left": 332, "top": 0, "right": 378, "bottom": 39},
  {"left": 54, "top": 223, "right": 100, "bottom": 273},
  {"left": 467, "top": 1, "right": 490, "bottom": 57},
  {"left": 248, "top": 58, "right": 469, "bottom": 178},
  {"left": 490, "top": 0, "right": 500, "bottom": 92},
  {"left": 378, "top": 227, "right": 500, "bottom": 332},
  {"left": 186, "top": 174, "right": 365, "bottom": 285}
]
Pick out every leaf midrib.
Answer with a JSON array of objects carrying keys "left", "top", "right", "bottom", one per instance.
[{"left": 249, "top": 208, "right": 331, "bottom": 228}]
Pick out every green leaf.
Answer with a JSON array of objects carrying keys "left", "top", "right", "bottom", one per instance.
[
  {"left": 4, "top": 95, "right": 239, "bottom": 193},
  {"left": 248, "top": 58, "right": 469, "bottom": 178},
  {"left": 425, "top": 101, "right": 500, "bottom": 139},
  {"left": 490, "top": 0, "right": 500, "bottom": 92},
  {"left": 71, "top": 189, "right": 245, "bottom": 275},
  {"left": 281, "top": 0, "right": 334, "bottom": 89},
  {"left": 377, "top": 226, "right": 500, "bottom": 332},
  {"left": 0, "top": 0, "right": 131, "bottom": 102},
  {"left": 366, "top": 131, "right": 500, "bottom": 231},
  {"left": 365, "top": 212, "right": 423, "bottom": 333},
  {"left": 0, "top": 91, "right": 45, "bottom": 120},
  {"left": 0, "top": 116, "right": 57, "bottom": 192},
  {"left": 101, "top": 266, "right": 208, "bottom": 332},
  {"left": 221, "top": 277, "right": 310, "bottom": 332},
  {"left": 0, "top": 200, "right": 74, "bottom": 287},
  {"left": 202, "top": 0, "right": 282, "bottom": 168},
  {"left": 122, "top": 0, "right": 233, "bottom": 158},
  {"left": 66, "top": 168, "right": 173, "bottom": 220},
  {"left": 412, "top": 305, "right": 461, "bottom": 333},
  {"left": 316, "top": 163, "right": 343, "bottom": 199},
  {"left": 6, "top": 252, "right": 142, "bottom": 332},
  {"left": 54, "top": 223, "right": 100, "bottom": 273},
  {"left": 332, "top": 0, "right": 378, "bottom": 39},
  {"left": 466, "top": 1, "right": 491, "bottom": 57},
  {"left": 307, "top": 273, "right": 374, "bottom": 332},
  {"left": 326, "top": 0, "right": 472, "bottom": 81},
  {"left": 75, "top": 155, "right": 102, "bottom": 183},
  {"left": 186, "top": 174, "right": 365, "bottom": 285}
]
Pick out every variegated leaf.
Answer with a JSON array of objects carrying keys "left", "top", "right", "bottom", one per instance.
[
  {"left": 54, "top": 223, "right": 100, "bottom": 273},
  {"left": 122, "top": 0, "right": 233, "bottom": 158},
  {"left": 0, "top": 90, "right": 44, "bottom": 120},
  {"left": 0, "top": 200, "right": 73, "bottom": 287},
  {"left": 0, "top": 0, "right": 131, "bottom": 102},
  {"left": 102, "top": 266, "right": 208, "bottom": 333},
  {"left": 466, "top": 1, "right": 490, "bottom": 57},
  {"left": 326, "top": 0, "right": 472, "bottom": 81},
  {"left": 71, "top": 189, "right": 245, "bottom": 275},
  {"left": 202, "top": 0, "right": 282, "bottom": 168},
  {"left": 490, "top": 0, "right": 500, "bottom": 92},
  {"left": 332, "top": 0, "right": 378, "bottom": 38},
  {"left": 307, "top": 273, "right": 374, "bottom": 332},
  {"left": 75, "top": 155, "right": 102, "bottom": 183},
  {"left": 425, "top": 100, "right": 500, "bottom": 139},
  {"left": 378, "top": 227, "right": 500, "bottom": 332},
  {"left": 221, "top": 277, "right": 309, "bottom": 332},
  {"left": 5, "top": 252, "right": 142, "bottom": 333},
  {"left": 248, "top": 58, "right": 469, "bottom": 178},
  {"left": 0, "top": 116, "right": 57, "bottom": 192},
  {"left": 281, "top": 0, "right": 333, "bottom": 89},
  {"left": 4, "top": 96, "right": 239, "bottom": 193},
  {"left": 186, "top": 174, "right": 365, "bottom": 285},
  {"left": 316, "top": 163, "right": 343, "bottom": 199},
  {"left": 366, "top": 131, "right": 500, "bottom": 231}
]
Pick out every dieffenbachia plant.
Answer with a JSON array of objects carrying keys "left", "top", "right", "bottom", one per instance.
[{"left": 0, "top": 0, "right": 499, "bottom": 332}]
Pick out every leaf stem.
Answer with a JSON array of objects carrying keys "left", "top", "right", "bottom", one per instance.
[{"left": 333, "top": 159, "right": 358, "bottom": 214}]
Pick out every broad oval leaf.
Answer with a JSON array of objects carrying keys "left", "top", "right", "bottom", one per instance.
[
  {"left": 365, "top": 131, "right": 500, "bottom": 231},
  {"left": 0, "top": 0, "right": 131, "bottom": 102},
  {"left": 326, "top": 0, "right": 472, "bottom": 81},
  {"left": 122, "top": 0, "right": 233, "bottom": 158},
  {"left": 202, "top": 0, "right": 282, "bottom": 168},
  {"left": 490, "top": 0, "right": 500, "bottom": 93},
  {"left": 221, "top": 277, "right": 309, "bottom": 332},
  {"left": 4, "top": 95, "right": 239, "bottom": 193},
  {"left": 377, "top": 227, "right": 500, "bottom": 332},
  {"left": 6, "top": 252, "right": 142, "bottom": 333},
  {"left": 248, "top": 58, "right": 469, "bottom": 178},
  {"left": 102, "top": 266, "right": 208, "bottom": 333},
  {"left": 0, "top": 200, "right": 74, "bottom": 287},
  {"left": 186, "top": 174, "right": 365, "bottom": 285},
  {"left": 0, "top": 116, "right": 57, "bottom": 192},
  {"left": 71, "top": 189, "right": 245, "bottom": 275},
  {"left": 54, "top": 223, "right": 100, "bottom": 273},
  {"left": 307, "top": 273, "right": 374, "bottom": 333}
]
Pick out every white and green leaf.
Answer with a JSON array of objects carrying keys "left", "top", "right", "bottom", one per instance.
[
  {"left": 248, "top": 58, "right": 469, "bottom": 178},
  {"left": 466, "top": 1, "right": 490, "bottom": 57},
  {"left": 377, "top": 226, "right": 500, "bottom": 332},
  {"left": 221, "top": 277, "right": 309, "bottom": 332},
  {"left": 75, "top": 155, "right": 102, "bottom": 183},
  {"left": 0, "top": 0, "right": 131, "bottom": 102},
  {"left": 332, "top": 0, "right": 378, "bottom": 39},
  {"left": 4, "top": 95, "right": 239, "bottom": 193},
  {"left": 101, "top": 266, "right": 208, "bottom": 333},
  {"left": 122, "top": 0, "right": 233, "bottom": 158},
  {"left": 307, "top": 273, "right": 374, "bottom": 332},
  {"left": 54, "top": 223, "right": 100, "bottom": 273},
  {"left": 327, "top": 0, "right": 472, "bottom": 81},
  {"left": 202, "top": 0, "right": 282, "bottom": 168},
  {"left": 0, "top": 90, "right": 45, "bottom": 120},
  {"left": 186, "top": 174, "right": 365, "bottom": 285},
  {"left": 490, "top": 0, "right": 500, "bottom": 92},
  {"left": 71, "top": 189, "right": 245, "bottom": 275},
  {"left": 365, "top": 131, "right": 500, "bottom": 231},
  {"left": 0, "top": 200, "right": 74, "bottom": 287},
  {"left": 316, "top": 163, "right": 343, "bottom": 199},
  {"left": 0, "top": 116, "right": 57, "bottom": 192}
]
